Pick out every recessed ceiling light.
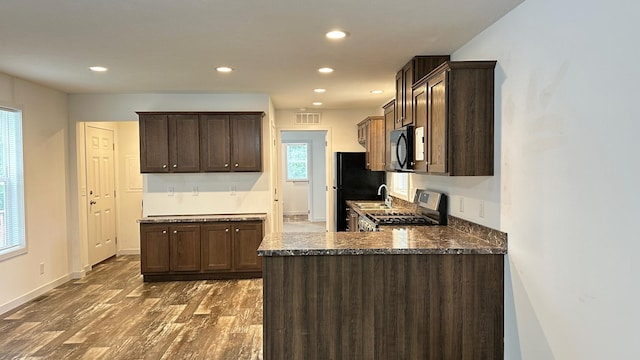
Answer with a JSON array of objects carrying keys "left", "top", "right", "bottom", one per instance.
[
  {"left": 370, "top": 89, "right": 384, "bottom": 94},
  {"left": 318, "top": 67, "right": 334, "bottom": 74},
  {"left": 326, "top": 30, "right": 348, "bottom": 39},
  {"left": 314, "top": 88, "right": 326, "bottom": 93},
  {"left": 89, "top": 66, "right": 108, "bottom": 72},
  {"left": 216, "top": 66, "right": 233, "bottom": 73},
  {"left": 312, "top": 102, "right": 323, "bottom": 106}
]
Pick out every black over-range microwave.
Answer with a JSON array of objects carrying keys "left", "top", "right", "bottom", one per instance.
[{"left": 389, "top": 125, "right": 414, "bottom": 171}]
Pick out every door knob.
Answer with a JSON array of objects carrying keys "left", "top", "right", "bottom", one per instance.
[{"left": 235, "top": 163, "right": 239, "bottom": 167}]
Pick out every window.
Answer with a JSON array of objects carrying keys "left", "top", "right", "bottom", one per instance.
[
  {"left": 392, "top": 172, "right": 408, "bottom": 197},
  {"left": 285, "top": 143, "right": 308, "bottom": 181},
  {"left": 0, "top": 107, "right": 26, "bottom": 261}
]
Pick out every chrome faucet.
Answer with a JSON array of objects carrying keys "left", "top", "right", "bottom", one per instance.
[{"left": 377, "top": 184, "right": 392, "bottom": 208}]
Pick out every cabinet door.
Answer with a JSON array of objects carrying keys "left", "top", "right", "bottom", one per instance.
[
  {"left": 395, "top": 70, "right": 404, "bottom": 127},
  {"left": 357, "top": 122, "right": 367, "bottom": 145},
  {"left": 412, "top": 82, "right": 428, "bottom": 172},
  {"left": 201, "top": 223, "right": 233, "bottom": 271},
  {"left": 383, "top": 101, "right": 395, "bottom": 171},
  {"left": 367, "top": 118, "right": 385, "bottom": 171},
  {"left": 168, "top": 114, "right": 200, "bottom": 172},
  {"left": 402, "top": 63, "right": 414, "bottom": 127},
  {"left": 427, "top": 71, "right": 448, "bottom": 174},
  {"left": 169, "top": 225, "right": 201, "bottom": 272},
  {"left": 231, "top": 114, "right": 262, "bottom": 172},
  {"left": 200, "top": 114, "right": 231, "bottom": 172},
  {"left": 139, "top": 115, "right": 169, "bottom": 173},
  {"left": 140, "top": 224, "right": 170, "bottom": 273},
  {"left": 232, "top": 221, "right": 263, "bottom": 271}
]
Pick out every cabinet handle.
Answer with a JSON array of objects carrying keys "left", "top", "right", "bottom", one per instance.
[
  {"left": 173, "top": 164, "right": 177, "bottom": 168},
  {"left": 162, "top": 164, "right": 167, "bottom": 168},
  {"left": 235, "top": 228, "right": 239, "bottom": 232},
  {"left": 224, "top": 163, "right": 229, "bottom": 167},
  {"left": 162, "top": 230, "right": 167, "bottom": 234},
  {"left": 173, "top": 230, "right": 178, "bottom": 234},
  {"left": 235, "top": 163, "right": 239, "bottom": 167}
]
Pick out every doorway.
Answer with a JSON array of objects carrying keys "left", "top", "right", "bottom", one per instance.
[
  {"left": 79, "top": 121, "right": 142, "bottom": 267},
  {"left": 280, "top": 130, "right": 327, "bottom": 232},
  {"left": 86, "top": 125, "right": 117, "bottom": 264}
]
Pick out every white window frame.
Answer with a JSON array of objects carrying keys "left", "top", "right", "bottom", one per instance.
[
  {"left": 391, "top": 172, "right": 409, "bottom": 199},
  {"left": 0, "top": 106, "right": 26, "bottom": 261},
  {"left": 284, "top": 142, "right": 309, "bottom": 182}
]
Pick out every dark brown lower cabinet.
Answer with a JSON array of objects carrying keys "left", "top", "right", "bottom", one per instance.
[
  {"left": 169, "top": 224, "right": 200, "bottom": 272},
  {"left": 263, "top": 254, "right": 504, "bottom": 360},
  {"left": 140, "top": 220, "right": 263, "bottom": 281}
]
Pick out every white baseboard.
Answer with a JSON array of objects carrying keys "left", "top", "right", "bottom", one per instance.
[
  {"left": 0, "top": 274, "right": 72, "bottom": 316},
  {"left": 71, "top": 270, "right": 86, "bottom": 279},
  {"left": 118, "top": 249, "right": 140, "bottom": 255}
]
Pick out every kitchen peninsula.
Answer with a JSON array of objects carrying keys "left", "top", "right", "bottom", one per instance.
[{"left": 259, "top": 216, "right": 507, "bottom": 360}]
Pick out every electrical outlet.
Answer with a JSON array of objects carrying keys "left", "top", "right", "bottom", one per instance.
[
  {"left": 40, "top": 262, "right": 45, "bottom": 275},
  {"left": 459, "top": 198, "right": 465, "bottom": 213},
  {"left": 192, "top": 186, "right": 199, "bottom": 196},
  {"left": 168, "top": 186, "right": 174, "bottom": 196},
  {"left": 479, "top": 200, "right": 485, "bottom": 218},
  {"left": 230, "top": 186, "right": 237, "bottom": 196}
]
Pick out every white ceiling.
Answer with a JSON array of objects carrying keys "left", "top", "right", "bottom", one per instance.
[{"left": 0, "top": 0, "right": 522, "bottom": 110}]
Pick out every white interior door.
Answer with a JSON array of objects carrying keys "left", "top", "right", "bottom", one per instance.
[{"left": 86, "top": 126, "right": 117, "bottom": 265}]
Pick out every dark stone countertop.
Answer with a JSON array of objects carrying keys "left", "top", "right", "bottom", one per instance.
[
  {"left": 138, "top": 213, "right": 267, "bottom": 223},
  {"left": 259, "top": 199, "right": 506, "bottom": 256}
]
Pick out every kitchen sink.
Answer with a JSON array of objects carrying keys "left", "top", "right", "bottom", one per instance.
[{"left": 354, "top": 202, "right": 391, "bottom": 210}]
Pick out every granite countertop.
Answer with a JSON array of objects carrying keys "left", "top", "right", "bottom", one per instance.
[
  {"left": 258, "top": 216, "right": 507, "bottom": 256},
  {"left": 259, "top": 199, "right": 507, "bottom": 256},
  {"left": 138, "top": 213, "right": 267, "bottom": 223}
]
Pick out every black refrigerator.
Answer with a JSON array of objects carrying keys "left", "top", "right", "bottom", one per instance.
[{"left": 333, "top": 152, "right": 385, "bottom": 231}]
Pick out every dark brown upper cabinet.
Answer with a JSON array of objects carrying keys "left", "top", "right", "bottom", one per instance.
[
  {"left": 357, "top": 116, "right": 385, "bottom": 171},
  {"left": 395, "top": 56, "right": 450, "bottom": 128},
  {"left": 200, "top": 113, "right": 263, "bottom": 172},
  {"left": 412, "top": 61, "right": 497, "bottom": 176},
  {"left": 139, "top": 113, "right": 200, "bottom": 173},
  {"left": 139, "top": 114, "right": 170, "bottom": 173},
  {"left": 382, "top": 100, "right": 395, "bottom": 171},
  {"left": 138, "top": 111, "right": 263, "bottom": 173}
]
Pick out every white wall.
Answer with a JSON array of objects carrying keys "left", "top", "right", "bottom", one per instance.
[
  {"left": 281, "top": 180, "right": 309, "bottom": 215},
  {"left": 0, "top": 72, "right": 71, "bottom": 314},
  {"left": 68, "top": 93, "right": 272, "bottom": 273},
  {"left": 115, "top": 122, "right": 142, "bottom": 254},
  {"left": 414, "top": 0, "right": 640, "bottom": 358}
]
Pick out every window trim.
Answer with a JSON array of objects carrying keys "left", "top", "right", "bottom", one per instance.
[
  {"left": 284, "top": 142, "right": 310, "bottom": 182},
  {"left": 0, "top": 106, "right": 26, "bottom": 262},
  {"left": 391, "top": 172, "right": 409, "bottom": 200}
]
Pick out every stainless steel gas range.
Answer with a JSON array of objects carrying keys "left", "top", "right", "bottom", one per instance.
[{"left": 358, "top": 189, "right": 447, "bottom": 232}]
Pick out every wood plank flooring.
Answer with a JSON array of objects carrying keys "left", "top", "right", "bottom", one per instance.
[{"left": 0, "top": 255, "right": 263, "bottom": 360}]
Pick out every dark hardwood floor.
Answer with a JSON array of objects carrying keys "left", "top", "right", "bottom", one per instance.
[{"left": 0, "top": 255, "right": 263, "bottom": 360}]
